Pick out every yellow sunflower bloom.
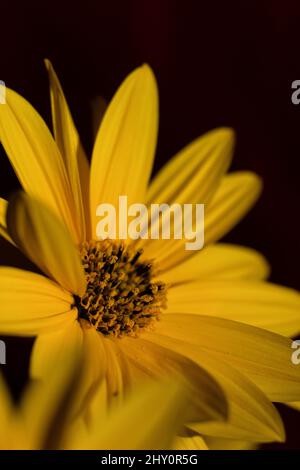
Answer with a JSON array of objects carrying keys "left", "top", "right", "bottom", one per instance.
[
  {"left": 0, "top": 62, "right": 300, "bottom": 448},
  {"left": 0, "top": 346, "right": 189, "bottom": 450}
]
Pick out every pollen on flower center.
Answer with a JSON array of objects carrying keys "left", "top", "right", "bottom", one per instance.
[{"left": 74, "top": 240, "right": 167, "bottom": 337}]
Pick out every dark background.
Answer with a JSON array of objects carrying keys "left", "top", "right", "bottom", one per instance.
[{"left": 0, "top": 0, "right": 300, "bottom": 449}]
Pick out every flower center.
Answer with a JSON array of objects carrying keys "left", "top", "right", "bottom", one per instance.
[{"left": 74, "top": 240, "right": 167, "bottom": 337}]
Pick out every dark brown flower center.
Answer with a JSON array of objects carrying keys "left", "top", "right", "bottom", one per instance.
[{"left": 74, "top": 240, "right": 166, "bottom": 337}]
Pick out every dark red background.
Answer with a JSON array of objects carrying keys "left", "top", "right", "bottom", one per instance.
[{"left": 0, "top": 0, "right": 299, "bottom": 449}]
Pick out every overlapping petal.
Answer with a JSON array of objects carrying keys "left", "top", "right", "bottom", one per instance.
[
  {"left": 154, "top": 314, "right": 300, "bottom": 402},
  {"left": 118, "top": 336, "right": 228, "bottom": 424},
  {"left": 143, "top": 331, "right": 284, "bottom": 442},
  {"left": 0, "top": 88, "right": 79, "bottom": 241},
  {"left": 45, "top": 59, "right": 90, "bottom": 241},
  {"left": 0, "top": 267, "right": 75, "bottom": 335},
  {"left": 159, "top": 243, "right": 270, "bottom": 284},
  {"left": 166, "top": 280, "right": 300, "bottom": 336},
  {"left": 143, "top": 171, "right": 262, "bottom": 270},
  {"left": 6, "top": 192, "right": 86, "bottom": 296}
]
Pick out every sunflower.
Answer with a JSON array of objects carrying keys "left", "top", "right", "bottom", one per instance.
[
  {"left": 0, "top": 62, "right": 300, "bottom": 448},
  {"left": 0, "top": 345, "right": 190, "bottom": 450}
]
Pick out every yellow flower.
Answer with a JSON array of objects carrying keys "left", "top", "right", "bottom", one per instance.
[
  {"left": 0, "top": 61, "right": 300, "bottom": 447},
  {"left": 0, "top": 346, "right": 189, "bottom": 450}
]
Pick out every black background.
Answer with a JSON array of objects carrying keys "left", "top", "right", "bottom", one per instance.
[{"left": 0, "top": 0, "right": 299, "bottom": 449}]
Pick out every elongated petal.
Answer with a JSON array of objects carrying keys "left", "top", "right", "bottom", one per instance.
[
  {"left": 143, "top": 171, "right": 262, "bottom": 270},
  {"left": 166, "top": 280, "right": 300, "bottom": 336},
  {"left": 0, "top": 267, "right": 75, "bottom": 336},
  {"left": 103, "top": 337, "right": 132, "bottom": 406},
  {"left": 90, "top": 65, "right": 158, "bottom": 236},
  {"left": 141, "top": 129, "right": 234, "bottom": 261},
  {"left": 30, "top": 323, "right": 107, "bottom": 421},
  {"left": 0, "top": 88, "right": 79, "bottom": 241},
  {"left": 155, "top": 314, "right": 300, "bottom": 402},
  {"left": 45, "top": 59, "right": 90, "bottom": 241},
  {"left": 174, "top": 433, "right": 209, "bottom": 450},
  {"left": 287, "top": 402, "right": 300, "bottom": 412},
  {"left": 118, "top": 336, "right": 227, "bottom": 424},
  {"left": 160, "top": 243, "right": 270, "bottom": 284},
  {"left": 204, "top": 171, "right": 262, "bottom": 245},
  {"left": 23, "top": 335, "right": 84, "bottom": 449},
  {"left": 6, "top": 192, "right": 86, "bottom": 296},
  {"left": 30, "top": 321, "right": 83, "bottom": 380},
  {"left": 78, "top": 380, "right": 191, "bottom": 450},
  {"left": 0, "top": 374, "right": 29, "bottom": 449},
  {"left": 147, "top": 128, "right": 234, "bottom": 205},
  {"left": 144, "top": 331, "right": 284, "bottom": 442},
  {"left": 204, "top": 437, "right": 258, "bottom": 450},
  {"left": 0, "top": 198, "right": 14, "bottom": 244}
]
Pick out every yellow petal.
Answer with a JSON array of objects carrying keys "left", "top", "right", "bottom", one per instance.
[
  {"left": 160, "top": 243, "right": 270, "bottom": 284},
  {"left": 204, "top": 171, "right": 262, "bottom": 245},
  {"left": 30, "top": 323, "right": 107, "bottom": 422},
  {"left": 23, "top": 336, "right": 84, "bottom": 449},
  {"left": 118, "top": 336, "right": 227, "bottom": 424},
  {"left": 0, "top": 198, "right": 14, "bottom": 244},
  {"left": 166, "top": 280, "right": 300, "bottom": 336},
  {"left": 174, "top": 430, "right": 208, "bottom": 450},
  {"left": 287, "top": 402, "right": 300, "bottom": 412},
  {"left": 155, "top": 314, "right": 300, "bottom": 402},
  {"left": 78, "top": 380, "right": 190, "bottom": 450},
  {"left": 45, "top": 59, "right": 90, "bottom": 241},
  {"left": 0, "top": 374, "right": 29, "bottom": 449},
  {"left": 144, "top": 331, "right": 284, "bottom": 443},
  {"left": 143, "top": 171, "right": 262, "bottom": 270},
  {"left": 103, "top": 337, "right": 132, "bottom": 407},
  {"left": 204, "top": 437, "right": 258, "bottom": 450},
  {"left": 0, "top": 267, "right": 75, "bottom": 336},
  {"left": 0, "top": 373, "right": 14, "bottom": 430},
  {"left": 141, "top": 129, "right": 234, "bottom": 261},
  {"left": 30, "top": 321, "right": 83, "bottom": 381},
  {"left": 90, "top": 65, "right": 158, "bottom": 236},
  {"left": 6, "top": 192, "right": 86, "bottom": 296},
  {"left": 0, "top": 88, "right": 79, "bottom": 241},
  {"left": 147, "top": 128, "right": 234, "bottom": 205}
]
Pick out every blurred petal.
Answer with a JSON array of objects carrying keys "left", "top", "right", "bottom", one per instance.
[
  {"left": 204, "top": 437, "right": 258, "bottom": 450},
  {"left": 76, "top": 380, "right": 190, "bottom": 450},
  {"left": 23, "top": 337, "right": 84, "bottom": 449},
  {"left": 0, "top": 198, "right": 14, "bottom": 244},
  {"left": 7, "top": 192, "right": 86, "bottom": 296},
  {"left": 174, "top": 430, "right": 208, "bottom": 450},
  {"left": 287, "top": 402, "right": 300, "bottom": 412},
  {"left": 103, "top": 337, "right": 132, "bottom": 406},
  {"left": 144, "top": 331, "right": 284, "bottom": 443},
  {"left": 119, "top": 336, "right": 227, "bottom": 424},
  {"left": 0, "top": 267, "right": 75, "bottom": 335},
  {"left": 155, "top": 314, "right": 300, "bottom": 402},
  {"left": 30, "top": 323, "right": 108, "bottom": 424},
  {"left": 30, "top": 321, "right": 83, "bottom": 380}
]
